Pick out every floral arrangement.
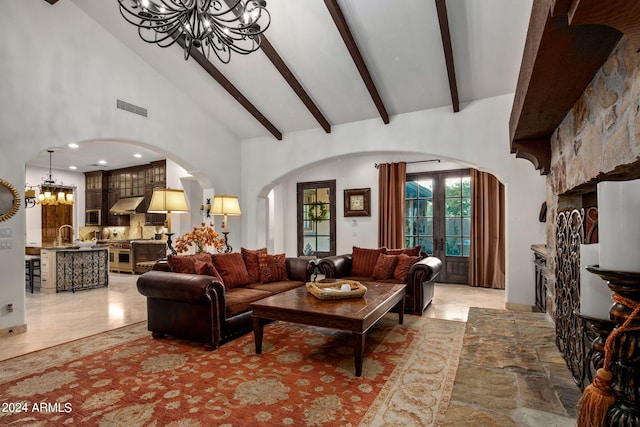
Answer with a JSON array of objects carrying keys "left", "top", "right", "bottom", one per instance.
[{"left": 174, "top": 222, "right": 224, "bottom": 254}]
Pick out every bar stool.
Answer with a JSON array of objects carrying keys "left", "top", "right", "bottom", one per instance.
[{"left": 25, "top": 255, "right": 41, "bottom": 293}]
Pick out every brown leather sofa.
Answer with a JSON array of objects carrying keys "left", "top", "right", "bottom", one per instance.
[
  {"left": 137, "top": 257, "right": 313, "bottom": 350},
  {"left": 317, "top": 253, "right": 442, "bottom": 315}
]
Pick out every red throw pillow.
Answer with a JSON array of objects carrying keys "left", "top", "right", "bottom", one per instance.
[
  {"left": 351, "top": 246, "right": 386, "bottom": 277},
  {"left": 386, "top": 245, "right": 422, "bottom": 257},
  {"left": 371, "top": 254, "right": 399, "bottom": 280},
  {"left": 394, "top": 254, "right": 421, "bottom": 282},
  {"left": 194, "top": 260, "right": 223, "bottom": 282},
  {"left": 241, "top": 247, "right": 268, "bottom": 283},
  {"left": 167, "top": 253, "right": 212, "bottom": 274},
  {"left": 258, "top": 253, "right": 287, "bottom": 283},
  {"left": 211, "top": 253, "right": 250, "bottom": 289}
]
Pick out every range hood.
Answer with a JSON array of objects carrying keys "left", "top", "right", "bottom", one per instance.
[{"left": 109, "top": 196, "right": 145, "bottom": 215}]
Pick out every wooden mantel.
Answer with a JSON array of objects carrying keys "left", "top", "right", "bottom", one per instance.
[{"left": 509, "top": 0, "right": 640, "bottom": 175}]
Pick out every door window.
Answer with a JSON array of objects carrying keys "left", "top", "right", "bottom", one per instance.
[{"left": 297, "top": 181, "right": 336, "bottom": 258}]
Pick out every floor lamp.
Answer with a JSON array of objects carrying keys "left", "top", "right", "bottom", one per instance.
[
  {"left": 210, "top": 195, "right": 241, "bottom": 253},
  {"left": 148, "top": 188, "right": 189, "bottom": 256}
]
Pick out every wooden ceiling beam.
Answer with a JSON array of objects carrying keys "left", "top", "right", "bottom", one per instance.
[
  {"left": 259, "top": 37, "right": 332, "bottom": 133},
  {"left": 324, "top": 0, "right": 390, "bottom": 124},
  {"left": 175, "top": 38, "right": 283, "bottom": 141},
  {"left": 435, "top": 0, "right": 460, "bottom": 113}
]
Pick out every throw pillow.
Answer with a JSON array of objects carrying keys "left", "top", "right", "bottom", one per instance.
[
  {"left": 351, "top": 246, "right": 386, "bottom": 277},
  {"left": 167, "top": 253, "right": 212, "bottom": 274},
  {"left": 371, "top": 254, "right": 399, "bottom": 280},
  {"left": 258, "top": 253, "right": 287, "bottom": 283},
  {"left": 211, "top": 253, "right": 251, "bottom": 289},
  {"left": 386, "top": 245, "right": 422, "bottom": 257},
  {"left": 194, "top": 260, "right": 223, "bottom": 282},
  {"left": 394, "top": 254, "right": 422, "bottom": 282},
  {"left": 241, "top": 247, "right": 268, "bottom": 283}
]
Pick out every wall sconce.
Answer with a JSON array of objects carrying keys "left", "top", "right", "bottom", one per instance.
[
  {"left": 24, "top": 186, "right": 37, "bottom": 208},
  {"left": 200, "top": 198, "right": 212, "bottom": 218}
]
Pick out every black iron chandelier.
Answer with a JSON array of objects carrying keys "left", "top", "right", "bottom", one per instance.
[{"left": 118, "top": 0, "right": 271, "bottom": 62}]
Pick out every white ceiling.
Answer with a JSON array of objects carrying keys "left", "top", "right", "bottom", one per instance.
[{"left": 27, "top": 0, "right": 533, "bottom": 173}]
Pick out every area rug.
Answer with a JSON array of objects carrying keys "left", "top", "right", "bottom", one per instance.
[{"left": 0, "top": 314, "right": 464, "bottom": 426}]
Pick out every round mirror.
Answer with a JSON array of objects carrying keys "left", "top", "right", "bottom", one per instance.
[{"left": 0, "top": 179, "right": 21, "bottom": 222}]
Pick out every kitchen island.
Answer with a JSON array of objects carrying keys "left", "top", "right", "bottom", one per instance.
[{"left": 40, "top": 246, "right": 109, "bottom": 293}]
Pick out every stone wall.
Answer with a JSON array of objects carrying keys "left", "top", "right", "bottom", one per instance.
[{"left": 545, "top": 37, "right": 640, "bottom": 316}]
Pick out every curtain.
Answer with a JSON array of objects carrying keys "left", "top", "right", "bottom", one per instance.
[
  {"left": 469, "top": 169, "right": 505, "bottom": 289},
  {"left": 378, "top": 162, "right": 406, "bottom": 248}
]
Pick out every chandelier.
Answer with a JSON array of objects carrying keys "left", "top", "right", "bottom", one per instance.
[
  {"left": 118, "top": 0, "right": 271, "bottom": 62},
  {"left": 32, "top": 150, "right": 75, "bottom": 207}
]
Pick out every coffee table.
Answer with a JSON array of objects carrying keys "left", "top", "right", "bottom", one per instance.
[{"left": 250, "top": 281, "right": 406, "bottom": 376}]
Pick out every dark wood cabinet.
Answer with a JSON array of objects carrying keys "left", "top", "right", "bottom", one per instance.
[
  {"left": 85, "top": 160, "right": 166, "bottom": 227},
  {"left": 84, "top": 171, "right": 107, "bottom": 226}
]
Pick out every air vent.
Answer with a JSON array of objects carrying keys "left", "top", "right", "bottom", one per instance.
[{"left": 116, "top": 99, "right": 148, "bottom": 118}]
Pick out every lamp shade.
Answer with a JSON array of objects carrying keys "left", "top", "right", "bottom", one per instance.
[
  {"left": 210, "top": 195, "right": 242, "bottom": 216},
  {"left": 148, "top": 188, "right": 189, "bottom": 213}
]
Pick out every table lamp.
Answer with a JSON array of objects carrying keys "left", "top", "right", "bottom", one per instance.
[
  {"left": 148, "top": 188, "right": 189, "bottom": 255},
  {"left": 210, "top": 195, "right": 241, "bottom": 253}
]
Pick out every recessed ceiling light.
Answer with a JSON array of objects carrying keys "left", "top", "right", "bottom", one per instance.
[
  {"left": 134, "top": 153, "right": 142, "bottom": 158},
  {"left": 68, "top": 143, "right": 79, "bottom": 149},
  {"left": 69, "top": 166, "right": 78, "bottom": 170},
  {"left": 98, "top": 160, "right": 107, "bottom": 165}
]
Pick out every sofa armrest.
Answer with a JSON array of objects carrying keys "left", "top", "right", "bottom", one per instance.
[
  {"left": 286, "top": 257, "right": 314, "bottom": 282},
  {"left": 408, "top": 256, "right": 442, "bottom": 284},
  {"left": 317, "top": 254, "right": 352, "bottom": 278},
  {"left": 137, "top": 271, "right": 226, "bottom": 304}
]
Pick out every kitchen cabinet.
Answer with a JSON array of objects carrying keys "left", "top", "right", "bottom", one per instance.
[
  {"left": 86, "top": 161, "right": 166, "bottom": 227},
  {"left": 144, "top": 160, "right": 167, "bottom": 226},
  {"left": 84, "top": 171, "right": 107, "bottom": 225},
  {"left": 40, "top": 247, "right": 109, "bottom": 293}
]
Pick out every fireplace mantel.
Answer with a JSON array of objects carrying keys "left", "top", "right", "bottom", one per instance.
[{"left": 509, "top": 1, "right": 640, "bottom": 175}]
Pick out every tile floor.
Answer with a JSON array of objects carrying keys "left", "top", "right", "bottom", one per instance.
[{"left": 1, "top": 276, "right": 506, "bottom": 361}]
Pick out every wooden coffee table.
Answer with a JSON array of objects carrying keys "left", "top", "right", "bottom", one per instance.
[{"left": 250, "top": 281, "right": 406, "bottom": 376}]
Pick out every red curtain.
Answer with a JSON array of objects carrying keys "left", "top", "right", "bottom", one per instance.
[
  {"left": 469, "top": 169, "right": 505, "bottom": 289},
  {"left": 378, "top": 162, "right": 406, "bottom": 248}
]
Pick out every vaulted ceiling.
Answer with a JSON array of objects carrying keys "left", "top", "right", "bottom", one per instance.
[{"left": 32, "top": 0, "right": 533, "bottom": 171}]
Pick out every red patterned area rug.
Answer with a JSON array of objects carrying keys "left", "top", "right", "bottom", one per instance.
[{"left": 0, "top": 314, "right": 464, "bottom": 426}]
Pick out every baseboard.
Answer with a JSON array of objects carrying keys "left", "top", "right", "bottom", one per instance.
[
  {"left": 0, "top": 323, "right": 27, "bottom": 337},
  {"left": 505, "top": 302, "right": 533, "bottom": 312}
]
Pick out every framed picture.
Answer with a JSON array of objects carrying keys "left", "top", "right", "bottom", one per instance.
[{"left": 344, "top": 188, "right": 370, "bottom": 217}]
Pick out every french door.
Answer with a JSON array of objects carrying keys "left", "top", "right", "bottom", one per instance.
[
  {"left": 405, "top": 170, "right": 471, "bottom": 283},
  {"left": 297, "top": 180, "right": 336, "bottom": 258}
]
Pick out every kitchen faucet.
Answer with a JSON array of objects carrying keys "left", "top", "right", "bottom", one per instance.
[{"left": 57, "top": 224, "right": 74, "bottom": 247}]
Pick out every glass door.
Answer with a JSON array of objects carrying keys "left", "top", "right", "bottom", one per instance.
[
  {"left": 406, "top": 170, "right": 471, "bottom": 283},
  {"left": 297, "top": 180, "right": 336, "bottom": 258}
]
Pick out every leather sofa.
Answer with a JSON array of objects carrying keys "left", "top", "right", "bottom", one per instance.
[
  {"left": 137, "top": 256, "right": 313, "bottom": 350},
  {"left": 317, "top": 251, "right": 442, "bottom": 315}
]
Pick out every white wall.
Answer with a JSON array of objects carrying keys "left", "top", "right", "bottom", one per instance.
[
  {"left": 241, "top": 95, "right": 546, "bottom": 307},
  {"left": 0, "top": 1, "right": 241, "bottom": 330}
]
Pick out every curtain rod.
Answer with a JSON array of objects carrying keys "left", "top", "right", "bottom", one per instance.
[{"left": 374, "top": 159, "right": 441, "bottom": 169}]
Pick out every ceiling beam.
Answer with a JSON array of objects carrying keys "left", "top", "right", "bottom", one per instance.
[
  {"left": 259, "top": 37, "right": 332, "bottom": 133},
  {"left": 175, "top": 38, "right": 283, "bottom": 141},
  {"left": 435, "top": 0, "right": 460, "bottom": 113},
  {"left": 323, "top": 0, "right": 389, "bottom": 124}
]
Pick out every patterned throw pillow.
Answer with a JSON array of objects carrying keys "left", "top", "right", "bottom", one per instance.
[
  {"left": 211, "top": 253, "right": 251, "bottom": 289},
  {"left": 258, "top": 253, "right": 287, "bottom": 283},
  {"left": 241, "top": 247, "right": 268, "bottom": 283},
  {"left": 386, "top": 245, "right": 422, "bottom": 257},
  {"left": 371, "top": 254, "right": 399, "bottom": 280},
  {"left": 351, "top": 246, "right": 386, "bottom": 277},
  {"left": 393, "top": 254, "right": 422, "bottom": 282},
  {"left": 167, "top": 253, "right": 213, "bottom": 274},
  {"left": 194, "top": 260, "right": 223, "bottom": 282}
]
